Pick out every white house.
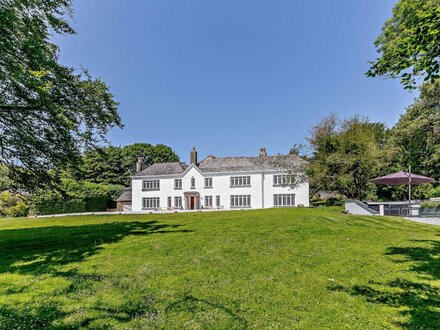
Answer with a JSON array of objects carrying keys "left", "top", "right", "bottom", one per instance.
[{"left": 130, "top": 147, "right": 309, "bottom": 211}]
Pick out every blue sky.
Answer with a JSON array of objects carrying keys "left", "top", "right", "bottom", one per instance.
[{"left": 55, "top": 0, "right": 415, "bottom": 163}]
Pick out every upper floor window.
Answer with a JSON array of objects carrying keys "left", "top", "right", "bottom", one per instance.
[
  {"left": 273, "top": 175, "right": 293, "bottom": 186},
  {"left": 143, "top": 180, "right": 160, "bottom": 191},
  {"left": 191, "top": 177, "right": 196, "bottom": 189},
  {"left": 174, "top": 179, "right": 182, "bottom": 189},
  {"left": 230, "top": 176, "right": 251, "bottom": 187},
  {"left": 204, "top": 177, "right": 213, "bottom": 188}
]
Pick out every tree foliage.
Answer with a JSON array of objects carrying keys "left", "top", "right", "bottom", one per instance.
[
  {"left": 389, "top": 80, "right": 440, "bottom": 178},
  {"left": 367, "top": 0, "right": 440, "bottom": 89},
  {"left": 82, "top": 143, "right": 179, "bottom": 186},
  {"left": 0, "top": 0, "right": 121, "bottom": 189},
  {"left": 307, "top": 114, "right": 389, "bottom": 199}
]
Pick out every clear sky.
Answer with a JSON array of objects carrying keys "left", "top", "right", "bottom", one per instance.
[{"left": 55, "top": 0, "right": 415, "bottom": 163}]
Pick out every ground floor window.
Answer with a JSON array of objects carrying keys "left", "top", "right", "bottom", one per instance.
[
  {"left": 174, "top": 196, "right": 182, "bottom": 208},
  {"left": 216, "top": 195, "right": 220, "bottom": 207},
  {"left": 167, "top": 197, "right": 172, "bottom": 208},
  {"left": 205, "top": 196, "right": 213, "bottom": 207},
  {"left": 230, "top": 195, "right": 251, "bottom": 208},
  {"left": 273, "top": 194, "right": 295, "bottom": 207},
  {"left": 143, "top": 197, "right": 160, "bottom": 209}
]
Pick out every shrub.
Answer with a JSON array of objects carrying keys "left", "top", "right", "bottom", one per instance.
[
  {"left": 420, "top": 201, "right": 440, "bottom": 209},
  {"left": 32, "top": 190, "right": 86, "bottom": 215},
  {"left": 428, "top": 186, "right": 440, "bottom": 198},
  {"left": 5, "top": 202, "right": 29, "bottom": 217},
  {"left": 0, "top": 191, "right": 29, "bottom": 217},
  {"left": 325, "top": 198, "right": 343, "bottom": 206}
]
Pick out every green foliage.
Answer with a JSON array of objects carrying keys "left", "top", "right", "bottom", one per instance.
[
  {"left": 367, "top": 0, "right": 440, "bottom": 89},
  {"left": 420, "top": 201, "right": 440, "bottom": 209},
  {"left": 0, "top": 191, "right": 29, "bottom": 217},
  {"left": 0, "top": 209, "right": 438, "bottom": 328},
  {"left": 82, "top": 143, "right": 179, "bottom": 185},
  {"left": 428, "top": 186, "right": 440, "bottom": 198},
  {"left": 32, "top": 179, "right": 123, "bottom": 215},
  {"left": 388, "top": 81, "right": 440, "bottom": 178},
  {"left": 0, "top": 0, "right": 121, "bottom": 190},
  {"left": 307, "top": 114, "right": 390, "bottom": 199},
  {"left": 32, "top": 190, "right": 85, "bottom": 215}
]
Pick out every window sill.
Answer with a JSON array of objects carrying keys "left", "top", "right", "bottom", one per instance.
[
  {"left": 190, "top": 187, "right": 196, "bottom": 190},
  {"left": 174, "top": 188, "right": 182, "bottom": 190},
  {"left": 204, "top": 186, "right": 213, "bottom": 189}
]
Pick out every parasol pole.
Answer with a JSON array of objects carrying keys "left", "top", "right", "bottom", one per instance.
[{"left": 408, "top": 165, "right": 412, "bottom": 205}]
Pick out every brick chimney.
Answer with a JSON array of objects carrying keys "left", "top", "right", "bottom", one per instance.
[
  {"left": 136, "top": 157, "right": 144, "bottom": 173},
  {"left": 259, "top": 148, "right": 267, "bottom": 157},
  {"left": 190, "top": 147, "right": 198, "bottom": 165}
]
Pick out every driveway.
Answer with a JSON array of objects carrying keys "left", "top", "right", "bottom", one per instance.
[{"left": 405, "top": 217, "right": 440, "bottom": 226}]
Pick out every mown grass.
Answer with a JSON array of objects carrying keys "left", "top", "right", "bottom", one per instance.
[{"left": 0, "top": 208, "right": 439, "bottom": 329}]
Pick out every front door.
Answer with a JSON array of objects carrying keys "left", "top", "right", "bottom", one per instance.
[{"left": 190, "top": 196, "right": 196, "bottom": 210}]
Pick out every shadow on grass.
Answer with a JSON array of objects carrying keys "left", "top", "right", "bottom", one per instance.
[
  {"left": 0, "top": 220, "right": 192, "bottom": 275},
  {"left": 0, "top": 220, "right": 193, "bottom": 328},
  {"left": 329, "top": 238, "right": 440, "bottom": 329}
]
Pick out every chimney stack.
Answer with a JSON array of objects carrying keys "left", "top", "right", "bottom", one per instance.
[
  {"left": 190, "top": 147, "right": 198, "bottom": 165},
  {"left": 259, "top": 148, "right": 267, "bottom": 157},
  {"left": 136, "top": 157, "right": 144, "bottom": 173}
]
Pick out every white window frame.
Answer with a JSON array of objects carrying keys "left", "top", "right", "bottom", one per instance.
[
  {"left": 230, "top": 195, "right": 251, "bottom": 208},
  {"left": 205, "top": 196, "right": 213, "bottom": 207},
  {"left": 230, "top": 176, "right": 251, "bottom": 187},
  {"left": 142, "top": 180, "right": 160, "bottom": 191},
  {"left": 142, "top": 197, "right": 160, "bottom": 209},
  {"left": 167, "top": 196, "right": 172, "bottom": 208},
  {"left": 174, "top": 179, "right": 182, "bottom": 190},
  {"left": 191, "top": 177, "right": 196, "bottom": 189},
  {"left": 174, "top": 196, "right": 182, "bottom": 208},
  {"left": 273, "top": 175, "right": 293, "bottom": 187},
  {"left": 204, "top": 177, "right": 213, "bottom": 188},
  {"left": 216, "top": 195, "right": 220, "bottom": 207},
  {"left": 273, "top": 194, "right": 295, "bottom": 207}
]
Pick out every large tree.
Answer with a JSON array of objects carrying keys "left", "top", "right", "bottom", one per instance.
[
  {"left": 307, "top": 114, "right": 389, "bottom": 199},
  {"left": 82, "top": 143, "right": 180, "bottom": 186},
  {"left": 389, "top": 80, "right": 440, "bottom": 178},
  {"left": 367, "top": 0, "right": 440, "bottom": 89},
  {"left": 0, "top": 0, "right": 121, "bottom": 189}
]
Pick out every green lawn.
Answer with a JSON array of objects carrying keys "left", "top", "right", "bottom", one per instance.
[{"left": 0, "top": 208, "right": 439, "bottom": 329}]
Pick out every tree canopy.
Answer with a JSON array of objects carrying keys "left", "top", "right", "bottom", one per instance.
[
  {"left": 82, "top": 143, "right": 180, "bottom": 186},
  {"left": 389, "top": 80, "right": 440, "bottom": 178},
  {"left": 367, "top": 0, "right": 440, "bottom": 89},
  {"left": 306, "top": 114, "right": 389, "bottom": 199},
  {"left": 0, "top": 0, "right": 121, "bottom": 189}
]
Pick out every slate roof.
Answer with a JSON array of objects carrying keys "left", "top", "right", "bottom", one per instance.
[
  {"left": 116, "top": 187, "right": 132, "bottom": 202},
  {"left": 198, "top": 155, "right": 306, "bottom": 173},
  {"left": 133, "top": 162, "right": 187, "bottom": 176},
  {"left": 133, "top": 155, "right": 305, "bottom": 177}
]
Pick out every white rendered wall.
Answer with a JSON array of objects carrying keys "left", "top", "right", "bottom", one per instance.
[{"left": 131, "top": 166, "right": 309, "bottom": 211}]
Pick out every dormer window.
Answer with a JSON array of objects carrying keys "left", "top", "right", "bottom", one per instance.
[{"left": 191, "top": 177, "right": 196, "bottom": 189}]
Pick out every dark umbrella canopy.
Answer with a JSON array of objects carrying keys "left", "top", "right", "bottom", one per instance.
[{"left": 371, "top": 171, "right": 435, "bottom": 186}]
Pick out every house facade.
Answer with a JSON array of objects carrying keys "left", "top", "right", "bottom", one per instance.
[{"left": 131, "top": 148, "right": 309, "bottom": 211}]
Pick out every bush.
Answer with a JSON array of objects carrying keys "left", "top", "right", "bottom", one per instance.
[
  {"left": 32, "top": 190, "right": 86, "bottom": 215},
  {"left": 420, "top": 201, "right": 440, "bottom": 209},
  {"left": 325, "top": 198, "right": 343, "bottom": 206},
  {"left": 0, "top": 191, "right": 29, "bottom": 217},
  {"left": 428, "top": 186, "right": 440, "bottom": 198},
  {"left": 85, "top": 196, "right": 108, "bottom": 212},
  {"left": 5, "top": 202, "right": 29, "bottom": 217}
]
